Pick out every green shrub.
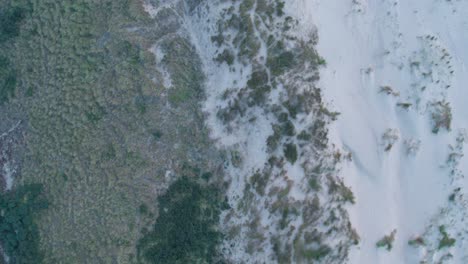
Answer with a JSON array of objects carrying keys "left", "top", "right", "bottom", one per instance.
[
  {"left": 376, "top": 230, "right": 396, "bottom": 251},
  {"left": 267, "top": 51, "right": 295, "bottom": 76},
  {"left": 0, "top": 56, "right": 16, "bottom": 104},
  {"left": 255, "top": 0, "right": 274, "bottom": 17},
  {"left": 408, "top": 237, "right": 425, "bottom": 247},
  {"left": 0, "top": 6, "right": 26, "bottom": 43},
  {"left": 267, "top": 126, "right": 281, "bottom": 152},
  {"left": 431, "top": 101, "right": 452, "bottom": 134},
  {"left": 210, "top": 34, "right": 224, "bottom": 46},
  {"left": 0, "top": 72, "right": 16, "bottom": 103},
  {"left": 297, "top": 130, "right": 312, "bottom": 141},
  {"left": 438, "top": 225, "right": 456, "bottom": 249},
  {"left": 239, "top": 0, "right": 255, "bottom": 15},
  {"left": 151, "top": 130, "right": 162, "bottom": 140},
  {"left": 328, "top": 178, "right": 355, "bottom": 204},
  {"left": 247, "top": 70, "right": 271, "bottom": 106},
  {"left": 215, "top": 49, "right": 235, "bottom": 65},
  {"left": 139, "top": 204, "right": 149, "bottom": 215},
  {"left": 162, "top": 37, "right": 204, "bottom": 106},
  {"left": 247, "top": 70, "right": 269, "bottom": 88},
  {"left": 283, "top": 143, "right": 298, "bottom": 164},
  {"left": 282, "top": 120, "right": 295, "bottom": 137},
  {"left": 317, "top": 57, "right": 327, "bottom": 66},
  {"left": 308, "top": 178, "right": 320, "bottom": 191},
  {"left": 0, "top": 184, "right": 48, "bottom": 264},
  {"left": 137, "top": 177, "right": 223, "bottom": 264},
  {"left": 250, "top": 171, "right": 269, "bottom": 195},
  {"left": 276, "top": 1, "right": 285, "bottom": 16},
  {"left": 302, "top": 245, "right": 331, "bottom": 260}
]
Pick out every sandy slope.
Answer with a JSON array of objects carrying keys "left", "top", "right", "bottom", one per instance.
[{"left": 290, "top": 0, "right": 468, "bottom": 263}]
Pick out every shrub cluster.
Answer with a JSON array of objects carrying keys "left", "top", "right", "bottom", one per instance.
[
  {"left": 0, "top": 184, "right": 48, "bottom": 264},
  {"left": 137, "top": 177, "right": 225, "bottom": 264}
]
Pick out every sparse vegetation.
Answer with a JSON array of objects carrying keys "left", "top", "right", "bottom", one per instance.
[
  {"left": 297, "top": 130, "right": 312, "bottom": 141},
  {"left": 396, "top": 102, "right": 412, "bottom": 110},
  {"left": 163, "top": 36, "right": 205, "bottom": 106},
  {"left": 431, "top": 101, "right": 452, "bottom": 133},
  {"left": 205, "top": 0, "right": 358, "bottom": 262},
  {"left": 438, "top": 225, "right": 456, "bottom": 250},
  {"left": 210, "top": 34, "right": 224, "bottom": 47},
  {"left": 404, "top": 138, "right": 421, "bottom": 156},
  {"left": 448, "top": 192, "right": 456, "bottom": 201},
  {"left": 379, "top": 86, "right": 400, "bottom": 97},
  {"left": 408, "top": 237, "right": 425, "bottom": 247},
  {"left": 308, "top": 177, "right": 321, "bottom": 191},
  {"left": 382, "top": 128, "right": 399, "bottom": 152},
  {"left": 250, "top": 171, "right": 269, "bottom": 195},
  {"left": 328, "top": 178, "right": 355, "bottom": 204},
  {"left": 302, "top": 245, "right": 331, "bottom": 261},
  {"left": 215, "top": 49, "right": 235, "bottom": 65},
  {"left": 317, "top": 57, "right": 327, "bottom": 66},
  {"left": 448, "top": 188, "right": 460, "bottom": 202},
  {"left": 376, "top": 230, "right": 397, "bottom": 251}
]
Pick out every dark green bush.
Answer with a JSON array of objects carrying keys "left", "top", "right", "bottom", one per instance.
[
  {"left": 282, "top": 120, "right": 295, "bottom": 137},
  {"left": 0, "top": 184, "right": 48, "bottom": 264},
  {"left": 247, "top": 70, "right": 271, "bottom": 106},
  {"left": 137, "top": 176, "right": 223, "bottom": 264},
  {"left": 276, "top": 1, "right": 285, "bottom": 16},
  {"left": 215, "top": 49, "right": 235, "bottom": 65},
  {"left": 267, "top": 51, "right": 295, "bottom": 76},
  {"left": 438, "top": 225, "right": 456, "bottom": 249},
  {"left": 247, "top": 70, "right": 269, "bottom": 88},
  {"left": 210, "top": 34, "right": 224, "bottom": 46},
  {"left": 0, "top": 56, "right": 16, "bottom": 104},
  {"left": 376, "top": 230, "right": 396, "bottom": 251},
  {"left": 283, "top": 143, "right": 298, "bottom": 164},
  {"left": 0, "top": 6, "right": 26, "bottom": 43},
  {"left": 302, "top": 245, "right": 331, "bottom": 260}
]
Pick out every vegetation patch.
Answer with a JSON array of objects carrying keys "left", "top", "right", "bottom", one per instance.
[
  {"left": 328, "top": 178, "right": 355, "bottom": 204},
  {"left": 302, "top": 245, "right": 331, "bottom": 261},
  {"left": 267, "top": 51, "right": 295, "bottom": 76},
  {"left": 162, "top": 37, "right": 204, "bottom": 106},
  {"left": 438, "top": 225, "right": 456, "bottom": 250},
  {"left": 376, "top": 229, "right": 396, "bottom": 251},
  {"left": 137, "top": 176, "right": 224, "bottom": 264},
  {"left": 0, "top": 0, "right": 220, "bottom": 262},
  {"left": 215, "top": 49, "right": 235, "bottom": 65},
  {"left": 250, "top": 171, "right": 269, "bottom": 196},
  {"left": 0, "top": 2, "right": 27, "bottom": 104},
  {"left": 0, "top": 56, "right": 16, "bottom": 104},
  {"left": 430, "top": 101, "right": 452, "bottom": 133},
  {"left": 0, "top": 5, "right": 26, "bottom": 43},
  {"left": 283, "top": 143, "right": 298, "bottom": 164},
  {"left": 0, "top": 184, "right": 48, "bottom": 264},
  {"left": 408, "top": 237, "right": 425, "bottom": 247}
]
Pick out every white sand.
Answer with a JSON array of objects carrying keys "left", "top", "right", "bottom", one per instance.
[{"left": 291, "top": 0, "right": 468, "bottom": 262}]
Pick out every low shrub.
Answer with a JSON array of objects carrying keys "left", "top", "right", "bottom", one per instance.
[
  {"left": 376, "top": 230, "right": 397, "bottom": 251},
  {"left": 137, "top": 176, "right": 224, "bottom": 264},
  {"left": 438, "top": 225, "right": 456, "bottom": 249},
  {"left": 0, "top": 184, "right": 49, "bottom": 263},
  {"left": 283, "top": 143, "right": 298, "bottom": 164}
]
